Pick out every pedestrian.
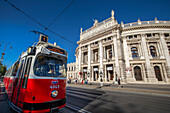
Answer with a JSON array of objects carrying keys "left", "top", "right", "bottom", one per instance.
[
  {"left": 75, "top": 79, "right": 77, "bottom": 84},
  {"left": 118, "top": 78, "right": 121, "bottom": 88},
  {"left": 85, "top": 78, "right": 88, "bottom": 84},
  {"left": 67, "top": 78, "right": 69, "bottom": 84},
  {"left": 81, "top": 79, "right": 84, "bottom": 84},
  {"left": 69, "top": 78, "right": 71, "bottom": 84},
  {"left": 100, "top": 78, "right": 103, "bottom": 87}
]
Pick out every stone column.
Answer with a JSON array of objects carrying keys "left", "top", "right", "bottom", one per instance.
[
  {"left": 88, "top": 44, "right": 91, "bottom": 81},
  {"left": 123, "top": 37, "right": 134, "bottom": 82},
  {"left": 78, "top": 47, "right": 82, "bottom": 73},
  {"left": 91, "top": 49, "right": 94, "bottom": 62},
  {"left": 104, "top": 65, "right": 107, "bottom": 82},
  {"left": 139, "top": 42, "right": 144, "bottom": 59},
  {"left": 81, "top": 52, "right": 83, "bottom": 64},
  {"left": 157, "top": 41, "right": 164, "bottom": 58},
  {"left": 112, "top": 44, "right": 114, "bottom": 58},
  {"left": 162, "top": 63, "right": 168, "bottom": 82},
  {"left": 142, "top": 63, "right": 147, "bottom": 82},
  {"left": 78, "top": 47, "right": 82, "bottom": 81},
  {"left": 141, "top": 34, "right": 157, "bottom": 82},
  {"left": 128, "top": 45, "right": 133, "bottom": 60},
  {"left": 91, "top": 66, "right": 94, "bottom": 81},
  {"left": 160, "top": 33, "right": 170, "bottom": 82},
  {"left": 99, "top": 40, "right": 103, "bottom": 79},
  {"left": 113, "top": 35, "right": 120, "bottom": 79},
  {"left": 103, "top": 46, "right": 106, "bottom": 60}
]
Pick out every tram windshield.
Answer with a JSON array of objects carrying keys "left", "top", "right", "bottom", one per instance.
[{"left": 34, "top": 56, "right": 67, "bottom": 77}]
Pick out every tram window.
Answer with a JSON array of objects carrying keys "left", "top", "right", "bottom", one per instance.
[
  {"left": 12, "top": 62, "right": 19, "bottom": 76},
  {"left": 22, "top": 57, "right": 32, "bottom": 89},
  {"left": 16, "top": 60, "right": 24, "bottom": 86},
  {"left": 34, "top": 56, "right": 67, "bottom": 77}
]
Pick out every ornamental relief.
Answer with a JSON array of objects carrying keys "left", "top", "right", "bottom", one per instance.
[{"left": 81, "top": 20, "right": 116, "bottom": 39}]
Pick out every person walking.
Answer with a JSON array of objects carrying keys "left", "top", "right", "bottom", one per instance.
[
  {"left": 75, "top": 79, "right": 77, "bottom": 84},
  {"left": 118, "top": 78, "right": 121, "bottom": 88},
  {"left": 100, "top": 78, "right": 103, "bottom": 87}
]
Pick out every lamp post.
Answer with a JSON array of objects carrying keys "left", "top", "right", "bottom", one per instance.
[{"left": 0, "top": 42, "right": 12, "bottom": 62}]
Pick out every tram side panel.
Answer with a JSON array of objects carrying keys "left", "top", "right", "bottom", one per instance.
[{"left": 7, "top": 62, "right": 19, "bottom": 100}]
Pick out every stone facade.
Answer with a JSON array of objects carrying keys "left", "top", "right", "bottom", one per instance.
[
  {"left": 74, "top": 10, "right": 170, "bottom": 83},
  {"left": 67, "top": 63, "right": 77, "bottom": 79}
]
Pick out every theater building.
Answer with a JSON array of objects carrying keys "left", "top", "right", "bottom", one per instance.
[{"left": 75, "top": 10, "right": 170, "bottom": 83}]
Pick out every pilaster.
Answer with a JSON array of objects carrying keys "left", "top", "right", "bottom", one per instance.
[
  {"left": 141, "top": 34, "right": 157, "bottom": 82},
  {"left": 99, "top": 40, "right": 103, "bottom": 79},
  {"left": 88, "top": 44, "right": 91, "bottom": 80},
  {"left": 122, "top": 37, "right": 134, "bottom": 82},
  {"left": 160, "top": 33, "right": 170, "bottom": 80},
  {"left": 113, "top": 35, "right": 120, "bottom": 77},
  {"left": 78, "top": 47, "right": 82, "bottom": 74}
]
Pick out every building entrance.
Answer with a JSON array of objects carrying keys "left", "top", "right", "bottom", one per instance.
[
  {"left": 134, "top": 66, "right": 142, "bottom": 81},
  {"left": 83, "top": 67, "right": 87, "bottom": 80},
  {"left": 106, "top": 65, "right": 113, "bottom": 81},
  {"left": 93, "top": 66, "right": 99, "bottom": 81}
]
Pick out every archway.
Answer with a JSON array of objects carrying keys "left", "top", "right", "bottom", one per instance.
[
  {"left": 134, "top": 66, "right": 142, "bottom": 81},
  {"left": 154, "top": 66, "right": 162, "bottom": 81}
]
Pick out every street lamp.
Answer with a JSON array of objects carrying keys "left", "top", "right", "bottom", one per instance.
[{"left": 0, "top": 42, "right": 12, "bottom": 62}]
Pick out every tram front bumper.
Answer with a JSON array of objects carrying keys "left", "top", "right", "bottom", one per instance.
[{"left": 23, "top": 98, "right": 66, "bottom": 111}]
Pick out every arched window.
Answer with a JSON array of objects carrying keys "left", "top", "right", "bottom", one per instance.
[
  {"left": 131, "top": 47, "right": 138, "bottom": 58},
  {"left": 150, "top": 46, "right": 157, "bottom": 57}
]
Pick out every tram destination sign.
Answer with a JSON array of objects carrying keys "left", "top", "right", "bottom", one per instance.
[{"left": 46, "top": 46, "right": 66, "bottom": 55}]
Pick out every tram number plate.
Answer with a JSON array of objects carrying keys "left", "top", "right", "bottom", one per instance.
[
  {"left": 50, "top": 85, "right": 59, "bottom": 89},
  {"left": 51, "top": 107, "right": 58, "bottom": 113}
]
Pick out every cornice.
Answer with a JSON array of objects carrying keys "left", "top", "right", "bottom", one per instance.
[{"left": 122, "top": 24, "right": 170, "bottom": 32}]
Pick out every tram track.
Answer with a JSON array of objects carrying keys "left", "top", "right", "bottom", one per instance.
[
  {"left": 64, "top": 103, "right": 91, "bottom": 113},
  {"left": 65, "top": 86, "right": 104, "bottom": 113}
]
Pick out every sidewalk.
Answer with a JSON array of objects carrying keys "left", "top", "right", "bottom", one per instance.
[{"left": 67, "top": 82, "right": 170, "bottom": 97}]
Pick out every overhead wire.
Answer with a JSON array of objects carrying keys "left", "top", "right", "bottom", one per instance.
[
  {"left": 4, "top": 0, "right": 77, "bottom": 46},
  {"left": 44, "top": 0, "right": 75, "bottom": 32}
]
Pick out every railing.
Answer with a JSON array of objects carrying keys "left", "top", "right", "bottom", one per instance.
[{"left": 123, "top": 20, "right": 170, "bottom": 28}]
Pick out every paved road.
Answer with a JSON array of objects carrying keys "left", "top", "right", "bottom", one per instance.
[
  {"left": 65, "top": 85, "right": 170, "bottom": 113},
  {"left": 1, "top": 78, "right": 170, "bottom": 113}
]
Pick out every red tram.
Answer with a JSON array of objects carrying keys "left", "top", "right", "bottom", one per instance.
[{"left": 3, "top": 34, "right": 67, "bottom": 113}]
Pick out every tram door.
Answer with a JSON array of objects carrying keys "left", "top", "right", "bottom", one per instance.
[
  {"left": 12, "top": 57, "right": 32, "bottom": 108},
  {"left": 8, "top": 62, "right": 19, "bottom": 101}
]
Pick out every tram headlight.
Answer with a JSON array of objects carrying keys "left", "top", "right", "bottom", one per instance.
[{"left": 51, "top": 90, "right": 58, "bottom": 98}]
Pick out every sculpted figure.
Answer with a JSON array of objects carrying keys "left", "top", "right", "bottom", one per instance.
[{"left": 93, "top": 19, "right": 98, "bottom": 26}]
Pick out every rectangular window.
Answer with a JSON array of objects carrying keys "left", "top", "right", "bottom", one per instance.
[
  {"left": 147, "top": 34, "right": 152, "bottom": 37},
  {"left": 134, "top": 35, "right": 137, "bottom": 38},
  {"left": 16, "top": 60, "right": 25, "bottom": 86},
  {"left": 129, "top": 36, "right": 133, "bottom": 39},
  {"left": 12, "top": 62, "right": 19, "bottom": 76},
  {"left": 22, "top": 57, "right": 32, "bottom": 89},
  {"left": 164, "top": 33, "right": 169, "bottom": 37}
]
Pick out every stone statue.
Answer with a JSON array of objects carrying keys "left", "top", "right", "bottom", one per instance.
[
  {"left": 111, "top": 10, "right": 114, "bottom": 17},
  {"left": 80, "top": 28, "right": 83, "bottom": 35},
  {"left": 93, "top": 19, "right": 98, "bottom": 26}
]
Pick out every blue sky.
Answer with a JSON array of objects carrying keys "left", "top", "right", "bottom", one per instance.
[{"left": 0, "top": 0, "right": 170, "bottom": 68}]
